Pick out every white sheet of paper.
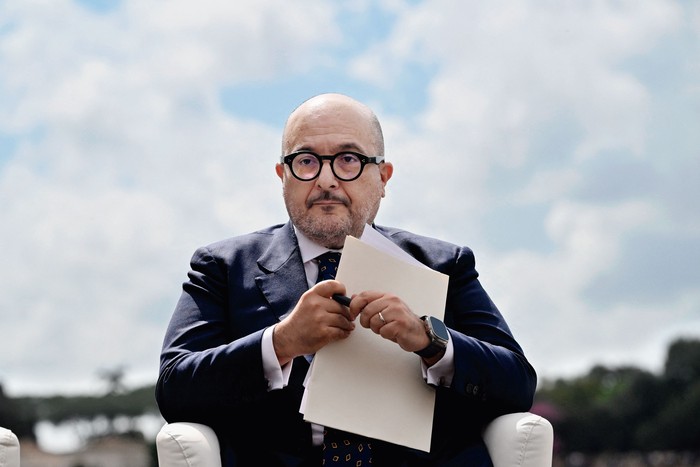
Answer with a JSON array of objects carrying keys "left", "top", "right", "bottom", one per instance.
[
  {"left": 357, "top": 224, "right": 428, "bottom": 269},
  {"left": 302, "top": 234, "right": 448, "bottom": 451}
]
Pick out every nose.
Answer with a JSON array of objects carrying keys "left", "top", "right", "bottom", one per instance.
[{"left": 316, "top": 159, "right": 338, "bottom": 187}]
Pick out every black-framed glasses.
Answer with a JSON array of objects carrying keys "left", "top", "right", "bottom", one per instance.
[{"left": 281, "top": 151, "right": 384, "bottom": 182}]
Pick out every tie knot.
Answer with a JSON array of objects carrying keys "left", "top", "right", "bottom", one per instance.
[{"left": 316, "top": 252, "right": 341, "bottom": 283}]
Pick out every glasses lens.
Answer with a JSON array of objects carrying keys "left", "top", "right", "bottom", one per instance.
[
  {"left": 332, "top": 152, "right": 362, "bottom": 180},
  {"left": 291, "top": 153, "right": 321, "bottom": 180}
]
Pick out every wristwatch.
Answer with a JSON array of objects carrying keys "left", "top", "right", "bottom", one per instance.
[{"left": 414, "top": 315, "right": 449, "bottom": 358}]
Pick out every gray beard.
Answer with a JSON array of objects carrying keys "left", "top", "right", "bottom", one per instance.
[
  {"left": 282, "top": 182, "right": 383, "bottom": 248},
  {"left": 283, "top": 197, "right": 379, "bottom": 249},
  {"left": 296, "top": 219, "right": 354, "bottom": 249}
]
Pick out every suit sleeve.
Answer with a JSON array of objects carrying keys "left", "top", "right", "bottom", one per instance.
[
  {"left": 441, "top": 245, "right": 537, "bottom": 417},
  {"left": 155, "top": 246, "right": 269, "bottom": 425}
]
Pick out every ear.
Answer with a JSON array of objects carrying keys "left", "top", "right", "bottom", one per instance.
[
  {"left": 379, "top": 162, "right": 393, "bottom": 197},
  {"left": 275, "top": 163, "right": 285, "bottom": 181}
]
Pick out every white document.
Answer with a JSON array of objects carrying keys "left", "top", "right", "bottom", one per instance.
[
  {"left": 356, "top": 224, "right": 428, "bottom": 269},
  {"left": 302, "top": 231, "right": 448, "bottom": 452}
]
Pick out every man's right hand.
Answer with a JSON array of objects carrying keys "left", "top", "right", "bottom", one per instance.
[{"left": 272, "top": 280, "right": 357, "bottom": 365}]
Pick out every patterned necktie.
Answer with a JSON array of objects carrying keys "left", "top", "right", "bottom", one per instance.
[
  {"left": 316, "top": 251, "right": 342, "bottom": 283},
  {"left": 315, "top": 252, "right": 373, "bottom": 465}
]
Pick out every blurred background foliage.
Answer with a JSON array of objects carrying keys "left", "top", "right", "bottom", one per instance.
[{"left": 534, "top": 337, "right": 700, "bottom": 454}]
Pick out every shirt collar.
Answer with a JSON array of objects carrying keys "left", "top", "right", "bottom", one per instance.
[{"left": 293, "top": 226, "right": 342, "bottom": 264}]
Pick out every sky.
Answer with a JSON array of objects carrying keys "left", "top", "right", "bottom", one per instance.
[{"left": 1, "top": 0, "right": 699, "bottom": 398}]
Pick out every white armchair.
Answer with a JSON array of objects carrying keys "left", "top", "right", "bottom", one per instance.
[
  {"left": 0, "top": 427, "right": 20, "bottom": 467},
  {"left": 156, "top": 412, "right": 553, "bottom": 467}
]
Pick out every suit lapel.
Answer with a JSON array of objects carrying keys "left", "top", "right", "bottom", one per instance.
[{"left": 256, "top": 222, "right": 309, "bottom": 321}]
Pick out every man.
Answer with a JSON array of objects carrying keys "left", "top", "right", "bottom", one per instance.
[{"left": 156, "top": 93, "right": 537, "bottom": 466}]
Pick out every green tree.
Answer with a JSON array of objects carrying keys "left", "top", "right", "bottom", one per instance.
[
  {"left": 664, "top": 338, "right": 700, "bottom": 387},
  {"left": 0, "top": 382, "right": 35, "bottom": 440},
  {"left": 535, "top": 337, "right": 700, "bottom": 454}
]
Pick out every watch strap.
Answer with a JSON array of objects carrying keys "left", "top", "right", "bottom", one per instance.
[{"left": 414, "top": 341, "right": 445, "bottom": 358}]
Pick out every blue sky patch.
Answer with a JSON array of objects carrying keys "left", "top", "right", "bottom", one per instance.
[
  {"left": 74, "top": 0, "right": 121, "bottom": 14},
  {"left": 0, "top": 131, "right": 18, "bottom": 166},
  {"left": 219, "top": 61, "right": 435, "bottom": 127}
]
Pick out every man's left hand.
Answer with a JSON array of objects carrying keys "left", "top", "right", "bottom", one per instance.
[{"left": 350, "top": 291, "right": 431, "bottom": 353}]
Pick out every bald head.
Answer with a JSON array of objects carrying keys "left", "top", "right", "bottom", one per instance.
[{"left": 282, "top": 93, "right": 384, "bottom": 157}]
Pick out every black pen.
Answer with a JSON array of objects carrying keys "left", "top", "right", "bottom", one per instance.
[{"left": 332, "top": 294, "right": 352, "bottom": 307}]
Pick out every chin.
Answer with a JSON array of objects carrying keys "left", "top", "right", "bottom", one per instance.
[{"left": 299, "top": 218, "right": 353, "bottom": 245}]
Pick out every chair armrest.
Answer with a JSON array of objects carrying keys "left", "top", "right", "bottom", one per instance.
[
  {"left": 482, "top": 412, "right": 554, "bottom": 467},
  {"left": 156, "top": 422, "right": 222, "bottom": 467},
  {"left": 0, "top": 427, "right": 20, "bottom": 467}
]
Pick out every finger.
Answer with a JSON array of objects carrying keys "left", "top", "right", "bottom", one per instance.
[
  {"left": 379, "top": 325, "right": 399, "bottom": 343},
  {"left": 369, "top": 310, "right": 388, "bottom": 334},
  {"left": 312, "top": 279, "right": 347, "bottom": 298},
  {"left": 349, "top": 290, "right": 383, "bottom": 315},
  {"left": 326, "top": 298, "right": 354, "bottom": 321},
  {"left": 328, "top": 313, "right": 355, "bottom": 332},
  {"left": 358, "top": 307, "right": 374, "bottom": 328},
  {"left": 345, "top": 294, "right": 362, "bottom": 321},
  {"left": 353, "top": 292, "right": 386, "bottom": 328},
  {"left": 309, "top": 282, "right": 353, "bottom": 320}
]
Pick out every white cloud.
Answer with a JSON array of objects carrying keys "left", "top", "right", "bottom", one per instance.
[{"left": 481, "top": 200, "right": 693, "bottom": 380}]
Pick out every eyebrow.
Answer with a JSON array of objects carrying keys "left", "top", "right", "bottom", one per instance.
[
  {"left": 294, "top": 142, "right": 367, "bottom": 154},
  {"left": 336, "top": 142, "right": 364, "bottom": 152}
]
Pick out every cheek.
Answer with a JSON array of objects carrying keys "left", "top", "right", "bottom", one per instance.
[
  {"left": 346, "top": 180, "right": 381, "bottom": 208},
  {"left": 283, "top": 180, "right": 312, "bottom": 204}
]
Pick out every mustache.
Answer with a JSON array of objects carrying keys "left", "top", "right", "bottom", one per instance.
[{"left": 307, "top": 191, "right": 350, "bottom": 208}]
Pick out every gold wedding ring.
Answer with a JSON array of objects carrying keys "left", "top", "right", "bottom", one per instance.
[{"left": 378, "top": 312, "right": 386, "bottom": 324}]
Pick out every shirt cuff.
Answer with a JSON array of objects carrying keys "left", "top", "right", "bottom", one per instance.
[
  {"left": 262, "top": 325, "right": 291, "bottom": 390},
  {"left": 421, "top": 338, "right": 455, "bottom": 387}
]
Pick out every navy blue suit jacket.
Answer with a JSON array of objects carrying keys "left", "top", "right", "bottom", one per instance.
[{"left": 156, "top": 222, "right": 537, "bottom": 466}]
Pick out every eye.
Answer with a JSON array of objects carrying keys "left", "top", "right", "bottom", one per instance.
[
  {"left": 336, "top": 152, "right": 361, "bottom": 165},
  {"left": 295, "top": 153, "right": 319, "bottom": 167}
]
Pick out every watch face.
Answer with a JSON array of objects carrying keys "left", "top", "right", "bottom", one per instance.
[{"left": 427, "top": 316, "right": 450, "bottom": 341}]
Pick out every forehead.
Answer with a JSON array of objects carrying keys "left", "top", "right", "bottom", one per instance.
[{"left": 284, "top": 100, "right": 375, "bottom": 153}]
